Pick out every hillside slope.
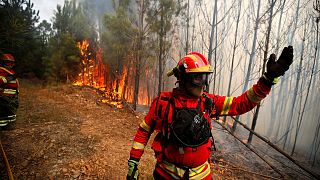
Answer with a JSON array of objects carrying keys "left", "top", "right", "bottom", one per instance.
[{"left": 0, "top": 80, "right": 318, "bottom": 179}]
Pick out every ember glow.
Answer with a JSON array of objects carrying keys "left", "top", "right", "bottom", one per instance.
[{"left": 74, "top": 39, "right": 149, "bottom": 108}]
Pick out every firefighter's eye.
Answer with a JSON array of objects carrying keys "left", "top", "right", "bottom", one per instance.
[{"left": 192, "top": 74, "right": 206, "bottom": 82}]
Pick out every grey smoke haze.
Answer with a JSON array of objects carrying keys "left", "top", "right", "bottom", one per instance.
[
  {"left": 32, "top": 0, "right": 65, "bottom": 22},
  {"left": 32, "top": 0, "right": 114, "bottom": 25}
]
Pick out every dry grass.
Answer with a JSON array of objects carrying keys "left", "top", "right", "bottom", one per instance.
[{"left": 0, "top": 80, "right": 155, "bottom": 179}]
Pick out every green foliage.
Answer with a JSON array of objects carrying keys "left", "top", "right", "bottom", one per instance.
[
  {"left": 146, "top": 0, "right": 182, "bottom": 34},
  {"left": 52, "top": 1, "right": 96, "bottom": 41},
  {"left": 0, "top": 0, "right": 41, "bottom": 76},
  {"left": 45, "top": 0, "right": 97, "bottom": 82},
  {"left": 37, "top": 20, "right": 52, "bottom": 45},
  {"left": 45, "top": 32, "right": 79, "bottom": 81},
  {"left": 144, "top": 0, "right": 185, "bottom": 56},
  {"left": 102, "top": 6, "right": 135, "bottom": 72}
]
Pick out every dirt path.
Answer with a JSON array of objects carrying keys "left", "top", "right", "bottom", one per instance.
[
  {"left": 0, "top": 80, "right": 319, "bottom": 179},
  {"left": 0, "top": 80, "right": 155, "bottom": 179}
]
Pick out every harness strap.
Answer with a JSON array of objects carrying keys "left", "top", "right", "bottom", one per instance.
[
  {"left": 0, "top": 67, "right": 14, "bottom": 75},
  {"left": 163, "top": 97, "right": 173, "bottom": 146},
  {"left": 196, "top": 97, "right": 202, "bottom": 115}
]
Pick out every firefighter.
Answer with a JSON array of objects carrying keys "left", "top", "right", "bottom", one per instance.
[
  {"left": 0, "top": 53, "right": 19, "bottom": 127},
  {"left": 127, "top": 46, "right": 294, "bottom": 179}
]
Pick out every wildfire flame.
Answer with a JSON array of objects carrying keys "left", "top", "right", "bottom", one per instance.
[{"left": 74, "top": 39, "right": 149, "bottom": 108}]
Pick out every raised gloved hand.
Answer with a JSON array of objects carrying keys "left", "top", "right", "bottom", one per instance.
[
  {"left": 265, "top": 46, "right": 294, "bottom": 82},
  {"left": 127, "top": 159, "right": 139, "bottom": 180}
]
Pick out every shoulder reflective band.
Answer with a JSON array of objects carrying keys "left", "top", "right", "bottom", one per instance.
[
  {"left": 247, "top": 88, "right": 263, "bottom": 103},
  {"left": 139, "top": 120, "right": 151, "bottom": 132},
  {"left": 0, "top": 76, "right": 7, "bottom": 83},
  {"left": 221, "top": 97, "right": 233, "bottom": 115},
  {"left": 132, "top": 141, "right": 145, "bottom": 150}
]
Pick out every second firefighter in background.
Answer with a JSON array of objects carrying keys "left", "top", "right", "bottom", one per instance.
[{"left": 0, "top": 53, "right": 19, "bottom": 127}]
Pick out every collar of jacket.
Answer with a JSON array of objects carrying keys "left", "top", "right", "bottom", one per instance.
[{"left": 172, "top": 87, "right": 201, "bottom": 100}]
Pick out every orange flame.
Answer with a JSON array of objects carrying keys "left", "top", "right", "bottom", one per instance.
[{"left": 74, "top": 39, "right": 150, "bottom": 108}]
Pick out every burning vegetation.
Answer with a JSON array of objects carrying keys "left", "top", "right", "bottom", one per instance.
[{"left": 74, "top": 39, "right": 151, "bottom": 109}]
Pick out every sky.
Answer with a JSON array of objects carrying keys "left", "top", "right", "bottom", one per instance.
[{"left": 32, "top": 0, "right": 65, "bottom": 23}]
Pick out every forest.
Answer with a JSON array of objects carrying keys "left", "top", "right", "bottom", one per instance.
[{"left": 0, "top": 0, "right": 320, "bottom": 179}]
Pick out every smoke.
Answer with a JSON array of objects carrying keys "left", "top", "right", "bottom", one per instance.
[
  {"left": 77, "top": 0, "right": 114, "bottom": 18},
  {"left": 31, "top": 0, "right": 65, "bottom": 22}
]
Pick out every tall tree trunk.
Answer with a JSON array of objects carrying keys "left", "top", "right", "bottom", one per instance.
[
  {"left": 206, "top": 0, "right": 218, "bottom": 93},
  {"left": 282, "top": 16, "right": 307, "bottom": 149},
  {"left": 291, "top": 16, "right": 318, "bottom": 156},
  {"left": 224, "top": 0, "right": 242, "bottom": 125},
  {"left": 310, "top": 113, "right": 320, "bottom": 166},
  {"left": 248, "top": 0, "right": 275, "bottom": 144},
  {"left": 213, "top": 9, "right": 218, "bottom": 93},
  {"left": 217, "top": 0, "right": 228, "bottom": 94},
  {"left": 309, "top": 5, "right": 320, "bottom": 162},
  {"left": 133, "top": 0, "right": 144, "bottom": 110},
  {"left": 282, "top": 0, "right": 302, "bottom": 148},
  {"left": 267, "top": 0, "right": 286, "bottom": 138},
  {"left": 234, "top": 0, "right": 261, "bottom": 129},
  {"left": 191, "top": 6, "right": 196, "bottom": 51},
  {"left": 158, "top": 6, "right": 164, "bottom": 96},
  {"left": 147, "top": 67, "right": 151, "bottom": 105},
  {"left": 185, "top": 0, "right": 190, "bottom": 54},
  {"left": 242, "top": 0, "right": 261, "bottom": 93}
]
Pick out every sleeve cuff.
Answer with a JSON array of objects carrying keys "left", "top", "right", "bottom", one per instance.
[
  {"left": 260, "top": 73, "right": 280, "bottom": 87},
  {"left": 129, "top": 157, "right": 140, "bottom": 162}
]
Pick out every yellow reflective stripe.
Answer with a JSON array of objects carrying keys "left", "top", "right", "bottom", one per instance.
[
  {"left": 132, "top": 141, "right": 145, "bottom": 150},
  {"left": 221, "top": 97, "right": 233, "bottom": 115},
  {"left": 186, "top": 65, "right": 213, "bottom": 73},
  {"left": 0, "top": 76, "right": 7, "bottom": 83},
  {"left": 139, "top": 120, "right": 151, "bottom": 132},
  {"left": 189, "top": 162, "right": 211, "bottom": 179},
  {"left": 262, "top": 74, "right": 280, "bottom": 84},
  {"left": 160, "top": 160, "right": 210, "bottom": 179},
  {"left": 159, "top": 161, "right": 182, "bottom": 179},
  {"left": 3, "top": 89, "right": 17, "bottom": 94},
  {"left": 8, "top": 80, "right": 17, "bottom": 83},
  {"left": 186, "top": 54, "right": 199, "bottom": 62},
  {"left": 246, "top": 88, "right": 263, "bottom": 103},
  {"left": 189, "top": 161, "right": 208, "bottom": 176}
]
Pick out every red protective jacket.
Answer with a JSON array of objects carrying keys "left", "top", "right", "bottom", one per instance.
[
  {"left": 0, "top": 67, "right": 19, "bottom": 97},
  {"left": 129, "top": 78, "right": 271, "bottom": 178}
]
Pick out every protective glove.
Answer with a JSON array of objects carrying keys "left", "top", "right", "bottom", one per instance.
[
  {"left": 127, "top": 159, "right": 139, "bottom": 180},
  {"left": 265, "top": 46, "right": 294, "bottom": 84}
]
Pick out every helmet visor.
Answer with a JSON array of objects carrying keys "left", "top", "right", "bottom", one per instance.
[{"left": 187, "top": 73, "right": 208, "bottom": 87}]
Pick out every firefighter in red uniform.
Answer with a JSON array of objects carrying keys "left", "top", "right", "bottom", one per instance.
[
  {"left": 127, "top": 46, "right": 294, "bottom": 179},
  {"left": 0, "top": 53, "right": 19, "bottom": 127}
]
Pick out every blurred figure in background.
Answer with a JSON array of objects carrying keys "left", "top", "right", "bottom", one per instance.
[{"left": 0, "top": 53, "right": 19, "bottom": 128}]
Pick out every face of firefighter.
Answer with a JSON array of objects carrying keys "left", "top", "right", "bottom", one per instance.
[
  {"left": 183, "top": 73, "right": 207, "bottom": 97},
  {"left": 2, "top": 61, "right": 14, "bottom": 69}
]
